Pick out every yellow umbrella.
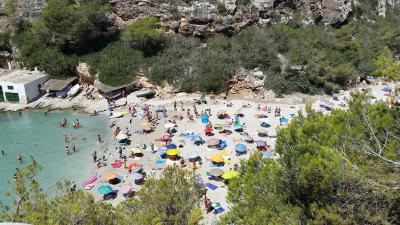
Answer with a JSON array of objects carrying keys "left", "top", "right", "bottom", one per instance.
[
  {"left": 211, "top": 154, "right": 224, "bottom": 163},
  {"left": 167, "top": 149, "right": 180, "bottom": 156},
  {"left": 221, "top": 171, "right": 239, "bottom": 180},
  {"left": 103, "top": 172, "right": 119, "bottom": 180},
  {"left": 131, "top": 147, "right": 142, "bottom": 154}
]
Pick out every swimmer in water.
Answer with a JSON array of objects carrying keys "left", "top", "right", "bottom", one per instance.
[
  {"left": 1, "top": 149, "right": 4, "bottom": 155},
  {"left": 17, "top": 154, "right": 23, "bottom": 163}
]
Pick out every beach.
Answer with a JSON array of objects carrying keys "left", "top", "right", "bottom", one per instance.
[{"left": 0, "top": 81, "right": 397, "bottom": 223}]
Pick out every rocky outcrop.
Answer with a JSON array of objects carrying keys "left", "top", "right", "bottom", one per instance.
[
  {"left": 0, "top": 0, "right": 398, "bottom": 37},
  {"left": 227, "top": 68, "right": 265, "bottom": 95}
]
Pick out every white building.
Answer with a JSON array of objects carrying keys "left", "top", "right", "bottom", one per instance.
[{"left": 0, "top": 70, "right": 49, "bottom": 104}]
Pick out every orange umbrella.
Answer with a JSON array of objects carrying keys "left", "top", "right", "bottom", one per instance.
[
  {"left": 142, "top": 123, "right": 153, "bottom": 131},
  {"left": 103, "top": 172, "right": 119, "bottom": 180},
  {"left": 127, "top": 163, "right": 140, "bottom": 170},
  {"left": 211, "top": 154, "right": 224, "bottom": 163}
]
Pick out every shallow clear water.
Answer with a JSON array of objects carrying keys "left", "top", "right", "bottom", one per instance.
[{"left": 0, "top": 111, "right": 111, "bottom": 204}]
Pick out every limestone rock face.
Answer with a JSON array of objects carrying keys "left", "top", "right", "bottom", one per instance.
[{"left": 227, "top": 68, "right": 265, "bottom": 95}]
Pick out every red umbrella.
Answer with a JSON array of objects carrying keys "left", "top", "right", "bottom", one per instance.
[
  {"left": 127, "top": 163, "right": 141, "bottom": 170},
  {"left": 204, "top": 127, "right": 213, "bottom": 133}
]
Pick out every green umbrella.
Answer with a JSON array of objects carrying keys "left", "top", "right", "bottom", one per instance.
[{"left": 98, "top": 185, "right": 113, "bottom": 195}]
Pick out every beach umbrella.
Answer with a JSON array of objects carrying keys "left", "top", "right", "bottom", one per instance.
[
  {"left": 222, "top": 171, "right": 239, "bottom": 180},
  {"left": 142, "top": 104, "right": 149, "bottom": 110},
  {"left": 281, "top": 118, "right": 289, "bottom": 123},
  {"left": 257, "top": 129, "right": 267, "bottom": 134},
  {"left": 142, "top": 123, "right": 153, "bottom": 131},
  {"left": 131, "top": 165, "right": 143, "bottom": 173},
  {"left": 214, "top": 123, "right": 223, "bottom": 129},
  {"left": 209, "top": 168, "right": 224, "bottom": 177},
  {"left": 211, "top": 154, "right": 224, "bottom": 163},
  {"left": 127, "top": 163, "right": 141, "bottom": 170},
  {"left": 119, "top": 184, "right": 133, "bottom": 195},
  {"left": 116, "top": 132, "right": 128, "bottom": 140},
  {"left": 164, "top": 123, "right": 175, "bottom": 129},
  {"left": 156, "top": 105, "right": 165, "bottom": 112},
  {"left": 167, "top": 144, "right": 177, "bottom": 149},
  {"left": 235, "top": 108, "right": 243, "bottom": 115},
  {"left": 217, "top": 110, "right": 226, "bottom": 116},
  {"left": 260, "top": 118, "right": 270, "bottom": 124},
  {"left": 234, "top": 124, "right": 243, "bottom": 131},
  {"left": 98, "top": 185, "right": 113, "bottom": 195},
  {"left": 103, "top": 172, "right": 119, "bottom": 180},
  {"left": 167, "top": 149, "right": 180, "bottom": 156},
  {"left": 207, "top": 138, "right": 220, "bottom": 146},
  {"left": 161, "top": 133, "right": 171, "bottom": 142},
  {"left": 256, "top": 140, "right": 267, "bottom": 147},
  {"left": 131, "top": 147, "right": 142, "bottom": 154},
  {"left": 132, "top": 172, "right": 144, "bottom": 180},
  {"left": 243, "top": 134, "right": 253, "bottom": 143},
  {"left": 204, "top": 127, "right": 213, "bottom": 133},
  {"left": 188, "top": 151, "right": 200, "bottom": 159},
  {"left": 192, "top": 135, "right": 202, "bottom": 142},
  {"left": 235, "top": 143, "right": 247, "bottom": 153}
]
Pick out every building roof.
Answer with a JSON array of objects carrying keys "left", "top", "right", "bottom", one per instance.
[
  {"left": 0, "top": 70, "right": 48, "bottom": 85},
  {"left": 41, "top": 77, "right": 77, "bottom": 91},
  {"left": 94, "top": 81, "right": 134, "bottom": 94}
]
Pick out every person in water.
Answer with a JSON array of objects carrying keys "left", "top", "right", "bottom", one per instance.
[
  {"left": 97, "top": 134, "right": 102, "bottom": 143},
  {"left": 17, "top": 154, "right": 23, "bottom": 163},
  {"left": 1, "top": 149, "right": 4, "bottom": 155}
]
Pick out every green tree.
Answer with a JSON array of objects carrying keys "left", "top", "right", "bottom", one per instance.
[
  {"left": 122, "top": 17, "right": 165, "bottom": 56},
  {"left": 120, "top": 166, "right": 203, "bottom": 225},
  {"left": 374, "top": 48, "right": 400, "bottom": 80}
]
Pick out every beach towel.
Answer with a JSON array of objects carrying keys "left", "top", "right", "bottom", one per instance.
[
  {"left": 156, "top": 160, "right": 167, "bottom": 166},
  {"left": 206, "top": 183, "right": 218, "bottom": 190},
  {"left": 213, "top": 207, "right": 225, "bottom": 214}
]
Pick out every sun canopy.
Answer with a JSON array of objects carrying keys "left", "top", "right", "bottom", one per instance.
[
  {"left": 188, "top": 151, "right": 200, "bottom": 159},
  {"left": 235, "top": 143, "right": 247, "bottom": 153},
  {"left": 132, "top": 172, "right": 144, "bottom": 180},
  {"left": 131, "top": 147, "right": 142, "bottom": 154},
  {"left": 164, "top": 123, "right": 175, "bottom": 129},
  {"left": 211, "top": 154, "right": 224, "bottom": 163},
  {"left": 167, "top": 149, "right": 180, "bottom": 156},
  {"left": 221, "top": 171, "right": 239, "bottom": 180},
  {"left": 256, "top": 140, "right": 267, "bottom": 147},
  {"left": 116, "top": 132, "right": 128, "bottom": 140},
  {"left": 209, "top": 168, "right": 224, "bottom": 177},
  {"left": 98, "top": 185, "right": 113, "bottom": 195},
  {"left": 103, "top": 172, "right": 119, "bottom": 180}
]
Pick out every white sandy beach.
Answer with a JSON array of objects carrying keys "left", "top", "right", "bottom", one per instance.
[{"left": 0, "top": 81, "right": 397, "bottom": 224}]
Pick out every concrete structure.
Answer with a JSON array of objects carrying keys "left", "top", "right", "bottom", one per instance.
[{"left": 0, "top": 70, "right": 49, "bottom": 104}]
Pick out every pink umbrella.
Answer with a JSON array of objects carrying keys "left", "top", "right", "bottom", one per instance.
[{"left": 162, "top": 133, "right": 171, "bottom": 142}]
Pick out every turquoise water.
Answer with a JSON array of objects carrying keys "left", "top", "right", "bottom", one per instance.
[{"left": 0, "top": 111, "right": 111, "bottom": 204}]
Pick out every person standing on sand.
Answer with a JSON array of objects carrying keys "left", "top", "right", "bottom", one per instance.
[{"left": 180, "top": 101, "right": 184, "bottom": 111}]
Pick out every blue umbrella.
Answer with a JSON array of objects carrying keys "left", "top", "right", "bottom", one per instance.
[
  {"left": 192, "top": 135, "right": 202, "bottom": 142},
  {"left": 188, "top": 151, "right": 200, "bottom": 159},
  {"left": 167, "top": 144, "right": 177, "bottom": 149},
  {"left": 234, "top": 124, "right": 243, "bottom": 130},
  {"left": 281, "top": 118, "right": 289, "bottom": 123},
  {"left": 235, "top": 143, "right": 247, "bottom": 153},
  {"left": 132, "top": 173, "right": 144, "bottom": 180}
]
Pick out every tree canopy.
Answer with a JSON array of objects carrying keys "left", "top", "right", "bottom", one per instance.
[{"left": 221, "top": 93, "right": 400, "bottom": 224}]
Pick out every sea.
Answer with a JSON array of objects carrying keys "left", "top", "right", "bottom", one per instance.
[{"left": 0, "top": 110, "right": 112, "bottom": 205}]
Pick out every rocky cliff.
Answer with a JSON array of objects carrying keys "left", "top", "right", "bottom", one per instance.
[{"left": 0, "top": 0, "right": 398, "bottom": 37}]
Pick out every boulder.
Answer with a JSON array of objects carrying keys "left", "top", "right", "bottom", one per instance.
[
  {"left": 224, "top": 0, "right": 237, "bottom": 14},
  {"left": 227, "top": 68, "right": 265, "bottom": 95},
  {"left": 189, "top": 1, "right": 217, "bottom": 24}
]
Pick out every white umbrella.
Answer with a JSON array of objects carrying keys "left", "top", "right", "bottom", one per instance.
[
  {"left": 116, "top": 132, "right": 128, "bottom": 140},
  {"left": 164, "top": 123, "right": 175, "bottom": 129}
]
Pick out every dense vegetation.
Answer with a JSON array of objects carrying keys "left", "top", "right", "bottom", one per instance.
[
  {"left": 0, "top": 158, "right": 203, "bottom": 225},
  {"left": 4, "top": 0, "right": 400, "bottom": 92},
  {"left": 221, "top": 93, "right": 400, "bottom": 224}
]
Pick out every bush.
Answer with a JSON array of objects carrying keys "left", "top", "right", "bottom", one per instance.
[{"left": 86, "top": 42, "right": 144, "bottom": 86}]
